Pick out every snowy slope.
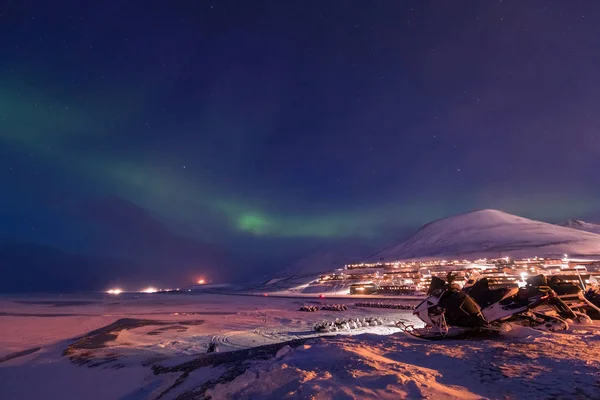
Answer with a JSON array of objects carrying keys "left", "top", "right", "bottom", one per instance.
[
  {"left": 368, "top": 209, "right": 600, "bottom": 262},
  {"left": 558, "top": 219, "right": 600, "bottom": 234},
  {"left": 262, "top": 252, "right": 358, "bottom": 291}
]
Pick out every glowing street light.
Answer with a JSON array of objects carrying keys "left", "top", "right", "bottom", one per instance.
[
  {"left": 197, "top": 279, "right": 206, "bottom": 285},
  {"left": 141, "top": 287, "right": 157, "bottom": 293},
  {"left": 520, "top": 272, "right": 528, "bottom": 280},
  {"left": 107, "top": 288, "right": 122, "bottom": 295},
  {"left": 517, "top": 272, "right": 528, "bottom": 288}
]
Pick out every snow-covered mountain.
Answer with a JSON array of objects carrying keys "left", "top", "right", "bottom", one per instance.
[
  {"left": 557, "top": 219, "right": 600, "bottom": 235},
  {"left": 261, "top": 209, "right": 600, "bottom": 293},
  {"left": 367, "top": 209, "right": 600, "bottom": 262}
]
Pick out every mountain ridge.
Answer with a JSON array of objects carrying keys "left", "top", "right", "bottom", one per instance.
[{"left": 557, "top": 219, "right": 600, "bottom": 235}]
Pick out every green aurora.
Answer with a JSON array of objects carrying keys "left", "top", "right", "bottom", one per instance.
[{"left": 2, "top": 76, "right": 599, "bottom": 242}]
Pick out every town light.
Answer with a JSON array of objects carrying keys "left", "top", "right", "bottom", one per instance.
[
  {"left": 107, "top": 288, "right": 122, "bottom": 295},
  {"left": 197, "top": 279, "right": 206, "bottom": 285},
  {"left": 520, "top": 272, "right": 528, "bottom": 280},
  {"left": 142, "top": 287, "right": 157, "bottom": 293}
]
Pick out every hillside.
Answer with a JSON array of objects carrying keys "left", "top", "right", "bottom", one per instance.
[
  {"left": 261, "top": 251, "right": 361, "bottom": 292},
  {"left": 367, "top": 209, "right": 600, "bottom": 262}
]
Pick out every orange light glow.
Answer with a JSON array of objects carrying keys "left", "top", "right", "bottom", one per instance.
[{"left": 197, "top": 279, "right": 205, "bottom": 285}]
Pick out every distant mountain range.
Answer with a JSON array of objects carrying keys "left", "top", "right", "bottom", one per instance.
[
  {"left": 80, "top": 196, "right": 227, "bottom": 270},
  {"left": 0, "top": 196, "right": 231, "bottom": 292},
  {"left": 0, "top": 239, "right": 138, "bottom": 293}
]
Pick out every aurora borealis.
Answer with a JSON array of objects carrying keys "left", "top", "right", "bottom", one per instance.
[{"left": 2, "top": 1, "right": 600, "bottom": 289}]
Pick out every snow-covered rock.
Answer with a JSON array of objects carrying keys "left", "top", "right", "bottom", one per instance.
[{"left": 275, "top": 345, "right": 293, "bottom": 359}]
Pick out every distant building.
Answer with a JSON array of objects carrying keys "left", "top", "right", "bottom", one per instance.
[{"left": 349, "top": 283, "right": 378, "bottom": 295}]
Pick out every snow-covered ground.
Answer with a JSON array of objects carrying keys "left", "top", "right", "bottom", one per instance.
[
  {"left": 0, "top": 293, "right": 416, "bottom": 399},
  {"left": 207, "top": 325, "right": 600, "bottom": 399},
  {"left": 1, "top": 293, "right": 599, "bottom": 399}
]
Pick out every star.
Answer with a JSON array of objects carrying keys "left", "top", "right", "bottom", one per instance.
[{"left": 1, "top": 0, "right": 598, "bottom": 291}]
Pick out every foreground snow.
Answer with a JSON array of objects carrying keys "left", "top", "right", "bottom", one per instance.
[
  {"left": 1, "top": 293, "right": 599, "bottom": 399},
  {"left": 207, "top": 327, "right": 600, "bottom": 400},
  {"left": 0, "top": 293, "right": 414, "bottom": 399}
]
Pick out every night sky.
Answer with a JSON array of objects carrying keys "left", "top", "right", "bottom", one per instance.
[{"left": 2, "top": 1, "right": 600, "bottom": 291}]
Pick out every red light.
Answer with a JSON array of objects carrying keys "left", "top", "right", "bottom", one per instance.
[
  {"left": 319, "top": 294, "right": 325, "bottom": 298},
  {"left": 263, "top": 293, "right": 268, "bottom": 296}
]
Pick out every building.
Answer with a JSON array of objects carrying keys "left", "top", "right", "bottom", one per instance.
[{"left": 349, "top": 283, "right": 378, "bottom": 295}]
